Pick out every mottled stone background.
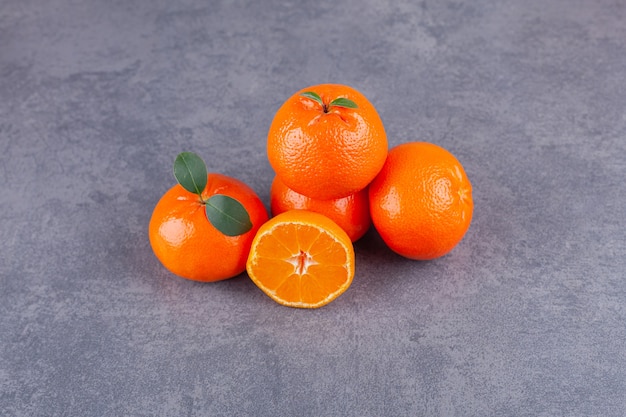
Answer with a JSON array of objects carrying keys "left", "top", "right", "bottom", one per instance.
[{"left": 1, "top": 0, "right": 625, "bottom": 415}]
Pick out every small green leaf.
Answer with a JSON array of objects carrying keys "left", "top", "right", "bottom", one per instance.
[
  {"left": 205, "top": 194, "right": 253, "bottom": 236},
  {"left": 174, "top": 152, "right": 208, "bottom": 196},
  {"left": 330, "top": 97, "right": 358, "bottom": 109},
  {"left": 300, "top": 91, "right": 324, "bottom": 106}
]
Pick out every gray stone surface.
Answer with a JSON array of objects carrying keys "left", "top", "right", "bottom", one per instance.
[{"left": 1, "top": 0, "right": 625, "bottom": 416}]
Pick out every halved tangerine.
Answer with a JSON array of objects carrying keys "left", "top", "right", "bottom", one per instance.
[{"left": 246, "top": 210, "right": 355, "bottom": 308}]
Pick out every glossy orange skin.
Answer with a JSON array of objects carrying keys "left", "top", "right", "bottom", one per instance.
[
  {"left": 270, "top": 176, "right": 371, "bottom": 242},
  {"left": 267, "top": 83, "right": 388, "bottom": 200},
  {"left": 149, "top": 173, "right": 269, "bottom": 282},
  {"left": 369, "top": 142, "right": 473, "bottom": 260}
]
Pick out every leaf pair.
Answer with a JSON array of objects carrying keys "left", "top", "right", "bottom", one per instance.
[
  {"left": 300, "top": 91, "right": 358, "bottom": 112},
  {"left": 174, "top": 152, "right": 252, "bottom": 237}
]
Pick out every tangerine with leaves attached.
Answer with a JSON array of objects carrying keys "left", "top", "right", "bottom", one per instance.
[
  {"left": 149, "top": 152, "right": 269, "bottom": 282},
  {"left": 267, "top": 84, "right": 388, "bottom": 200}
]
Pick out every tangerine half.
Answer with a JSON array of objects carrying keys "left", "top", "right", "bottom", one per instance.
[{"left": 246, "top": 210, "right": 355, "bottom": 308}]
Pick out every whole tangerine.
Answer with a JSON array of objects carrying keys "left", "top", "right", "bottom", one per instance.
[
  {"left": 267, "top": 84, "right": 387, "bottom": 200},
  {"left": 270, "top": 176, "right": 371, "bottom": 242},
  {"left": 149, "top": 153, "right": 269, "bottom": 282},
  {"left": 369, "top": 142, "right": 473, "bottom": 260}
]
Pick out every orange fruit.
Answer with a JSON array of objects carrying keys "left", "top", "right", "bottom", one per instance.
[
  {"left": 246, "top": 210, "right": 355, "bottom": 309},
  {"left": 270, "top": 176, "right": 371, "bottom": 242},
  {"left": 369, "top": 142, "right": 473, "bottom": 260},
  {"left": 149, "top": 153, "right": 269, "bottom": 282},
  {"left": 267, "top": 83, "right": 388, "bottom": 200}
]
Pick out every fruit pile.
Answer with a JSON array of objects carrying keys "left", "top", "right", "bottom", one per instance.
[{"left": 149, "top": 84, "right": 473, "bottom": 308}]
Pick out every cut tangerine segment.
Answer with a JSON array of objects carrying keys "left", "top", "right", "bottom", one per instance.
[{"left": 246, "top": 210, "right": 355, "bottom": 308}]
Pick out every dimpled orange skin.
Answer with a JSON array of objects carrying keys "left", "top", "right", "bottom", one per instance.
[
  {"left": 369, "top": 142, "right": 473, "bottom": 260},
  {"left": 270, "top": 176, "right": 371, "bottom": 242},
  {"left": 267, "top": 84, "right": 388, "bottom": 200},
  {"left": 149, "top": 173, "right": 269, "bottom": 282}
]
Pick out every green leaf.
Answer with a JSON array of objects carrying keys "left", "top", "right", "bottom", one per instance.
[
  {"left": 300, "top": 91, "right": 324, "bottom": 106},
  {"left": 174, "top": 152, "right": 207, "bottom": 196},
  {"left": 329, "top": 97, "right": 358, "bottom": 109},
  {"left": 205, "top": 194, "right": 253, "bottom": 236}
]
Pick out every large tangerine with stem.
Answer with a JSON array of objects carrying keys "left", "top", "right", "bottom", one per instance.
[{"left": 267, "top": 84, "right": 388, "bottom": 200}]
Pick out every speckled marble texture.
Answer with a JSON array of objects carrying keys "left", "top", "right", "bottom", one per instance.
[{"left": 1, "top": 0, "right": 625, "bottom": 416}]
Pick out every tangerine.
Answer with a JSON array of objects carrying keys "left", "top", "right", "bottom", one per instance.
[
  {"left": 368, "top": 142, "right": 473, "bottom": 260},
  {"left": 270, "top": 176, "right": 370, "bottom": 242},
  {"left": 149, "top": 154, "right": 269, "bottom": 282},
  {"left": 246, "top": 210, "right": 355, "bottom": 308},
  {"left": 267, "top": 83, "right": 387, "bottom": 200}
]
